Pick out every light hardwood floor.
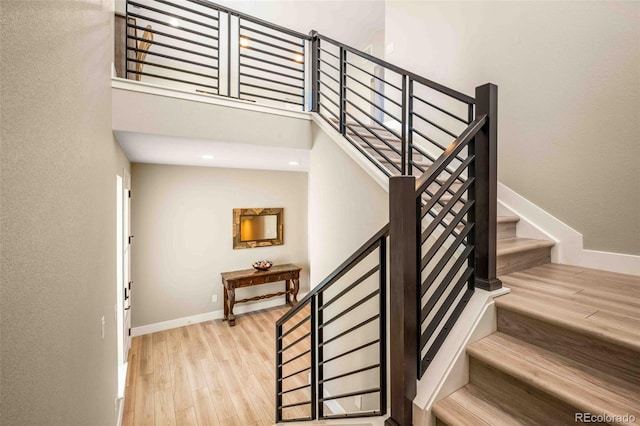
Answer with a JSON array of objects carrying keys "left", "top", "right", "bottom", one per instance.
[{"left": 123, "top": 305, "right": 312, "bottom": 426}]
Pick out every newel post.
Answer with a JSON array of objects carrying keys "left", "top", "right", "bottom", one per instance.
[
  {"left": 386, "top": 176, "right": 418, "bottom": 426},
  {"left": 309, "top": 30, "right": 319, "bottom": 112},
  {"left": 473, "top": 83, "right": 502, "bottom": 291}
]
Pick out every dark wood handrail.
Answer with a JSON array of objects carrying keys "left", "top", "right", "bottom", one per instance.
[
  {"left": 276, "top": 223, "right": 389, "bottom": 326},
  {"left": 414, "top": 115, "right": 487, "bottom": 195},
  {"left": 316, "top": 33, "right": 475, "bottom": 105}
]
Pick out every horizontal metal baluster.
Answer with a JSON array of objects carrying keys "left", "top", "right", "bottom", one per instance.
[
  {"left": 127, "top": 23, "right": 219, "bottom": 49},
  {"left": 345, "top": 86, "right": 403, "bottom": 123},
  {"left": 240, "top": 54, "right": 304, "bottom": 73},
  {"left": 239, "top": 73, "right": 304, "bottom": 90},
  {"left": 319, "top": 289, "right": 379, "bottom": 328},
  {"left": 320, "top": 265, "right": 379, "bottom": 310},
  {"left": 279, "top": 314, "right": 311, "bottom": 339},
  {"left": 239, "top": 26, "right": 303, "bottom": 48},
  {"left": 420, "top": 205, "right": 473, "bottom": 274},
  {"left": 421, "top": 241, "right": 474, "bottom": 304},
  {"left": 420, "top": 267, "right": 474, "bottom": 344},
  {"left": 128, "top": 1, "right": 219, "bottom": 31},
  {"left": 148, "top": 0, "right": 220, "bottom": 21},
  {"left": 319, "top": 363, "right": 380, "bottom": 384},
  {"left": 319, "top": 339, "right": 380, "bottom": 365},
  {"left": 127, "top": 47, "right": 218, "bottom": 69},
  {"left": 345, "top": 73, "right": 403, "bottom": 108},
  {"left": 420, "top": 288, "right": 474, "bottom": 373},
  {"left": 240, "top": 81, "right": 303, "bottom": 98},
  {"left": 127, "top": 12, "right": 218, "bottom": 40},
  {"left": 319, "top": 314, "right": 380, "bottom": 347},
  {"left": 127, "top": 58, "right": 218, "bottom": 80},
  {"left": 411, "top": 93, "right": 469, "bottom": 124}
]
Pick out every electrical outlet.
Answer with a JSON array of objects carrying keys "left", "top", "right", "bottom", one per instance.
[
  {"left": 354, "top": 395, "right": 362, "bottom": 409},
  {"left": 101, "top": 316, "right": 106, "bottom": 340},
  {"left": 212, "top": 294, "right": 218, "bottom": 303}
]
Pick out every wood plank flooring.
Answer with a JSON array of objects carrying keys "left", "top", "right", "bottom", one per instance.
[{"left": 123, "top": 305, "right": 311, "bottom": 426}]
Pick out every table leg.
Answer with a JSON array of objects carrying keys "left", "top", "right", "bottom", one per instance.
[
  {"left": 228, "top": 288, "right": 236, "bottom": 326},
  {"left": 285, "top": 279, "right": 292, "bottom": 306},
  {"left": 223, "top": 287, "right": 228, "bottom": 321},
  {"left": 292, "top": 278, "right": 300, "bottom": 304}
]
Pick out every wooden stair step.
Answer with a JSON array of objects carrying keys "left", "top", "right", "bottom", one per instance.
[
  {"left": 496, "top": 237, "right": 554, "bottom": 275},
  {"left": 496, "top": 215, "right": 519, "bottom": 240},
  {"left": 495, "top": 286, "right": 640, "bottom": 354},
  {"left": 465, "top": 332, "right": 640, "bottom": 422},
  {"left": 433, "top": 383, "right": 573, "bottom": 426}
]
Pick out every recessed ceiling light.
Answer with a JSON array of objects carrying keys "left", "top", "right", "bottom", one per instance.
[
  {"left": 240, "top": 37, "right": 250, "bottom": 47},
  {"left": 288, "top": 161, "right": 299, "bottom": 166},
  {"left": 201, "top": 154, "right": 214, "bottom": 159},
  {"left": 169, "top": 18, "right": 180, "bottom": 27},
  {"left": 294, "top": 54, "right": 303, "bottom": 63}
]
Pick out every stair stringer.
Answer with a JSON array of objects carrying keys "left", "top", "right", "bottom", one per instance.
[{"left": 411, "top": 287, "right": 509, "bottom": 426}]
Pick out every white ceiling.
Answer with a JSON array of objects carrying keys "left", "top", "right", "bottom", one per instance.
[{"left": 115, "top": 131, "right": 310, "bottom": 172}]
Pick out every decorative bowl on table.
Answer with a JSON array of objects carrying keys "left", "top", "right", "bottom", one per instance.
[{"left": 252, "top": 260, "right": 273, "bottom": 271}]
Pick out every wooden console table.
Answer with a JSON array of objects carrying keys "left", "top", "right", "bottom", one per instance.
[{"left": 220, "top": 263, "right": 301, "bottom": 326}]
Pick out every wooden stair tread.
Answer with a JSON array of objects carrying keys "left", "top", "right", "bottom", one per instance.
[
  {"left": 496, "top": 289, "right": 640, "bottom": 352},
  {"left": 496, "top": 215, "right": 519, "bottom": 224},
  {"left": 501, "top": 273, "right": 640, "bottom": 318},
  {"left": 467, "top": 332, "right": 640, "bottom": 419},
  {"left": 498, "top": 264, "right": 640, "bottom": 352},
  {"left": 433, "top": 384, "right": 563, "bottom": 426},
  {"left": 496, "top": 237, "right": 554, "bottom": 256}
]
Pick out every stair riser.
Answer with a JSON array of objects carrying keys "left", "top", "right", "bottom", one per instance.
[
  {"left": 497, "top": 246, "right": 551, "bottom": 276},
  {"left": 468, "top": 358, "right": 606, "bottom": 426},
  {"left": 497, "top": 221, "right": 516, "bottom": 240},
  {"left": 497, "top": 308, "right": 640, "bottom": 389}
]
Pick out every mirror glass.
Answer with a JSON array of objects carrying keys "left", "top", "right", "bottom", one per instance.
[{"left": 240, "top": 215, "right": 278, "bottom": 241}]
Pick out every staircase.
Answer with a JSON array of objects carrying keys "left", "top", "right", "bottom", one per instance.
[
  {"left": 119, "top": 2, "right": 639, "bottom": 425},
  {"left": 344, "top": 119, "right": 557, "bottom": 278},
  {"left": 432, "top": 264, "right": 640, "bottom": 424}
]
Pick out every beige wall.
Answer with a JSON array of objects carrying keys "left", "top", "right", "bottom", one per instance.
[
  {"left": 308, "top": 123, "right": 389, "bottom": 285},
  {"left": 130, "top": 164, "right": 308, "bottom": 327},
  {"left": 385, "top": 1, "right": 640, "bottom": 255},
  {"left": 1, "top": 1, "right": 131, "bottom": 424}
]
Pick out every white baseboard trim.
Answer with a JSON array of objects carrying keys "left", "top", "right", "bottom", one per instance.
[
  {"left": 413, "top": 287, "right": 510, "bottom": 426},
  {"left": 131, "top": 293, "right": 308, "bottom": 337},
  {"left": 498, "top": 182, "right": 639, "bottom": 276}
]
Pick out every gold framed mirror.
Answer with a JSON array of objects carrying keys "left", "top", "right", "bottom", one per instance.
[{"left": 233, "top": 208, "right": 283, "bottom": 249}]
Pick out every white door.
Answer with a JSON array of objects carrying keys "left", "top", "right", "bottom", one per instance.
[{"left": 123, "top": 170, "right": 132, "bottom": 359}]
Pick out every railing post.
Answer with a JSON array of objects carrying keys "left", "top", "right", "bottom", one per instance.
[
  {"left": 473, "top": 83, "right": 502, "bottom": 291},
  {"left": 386, "top": 176, "right": 418, "bottom": 426},
  {"left": 400, "top": 76, "right": 407, "bottom": 175},
  {"left": 309, "top": 30, "right": 319, "bottom": 112},
  {"left": 407, "top": 78, "right": 414, "bottom": 176},
  {"left": 310, "top": 296, "right": 318, "bottom": 420},
  {"left": 275, "top": 322, "right": 283, "bottom": 422},
  {"left": 339, "top": 47, "right": 347, "bottom": 135}
]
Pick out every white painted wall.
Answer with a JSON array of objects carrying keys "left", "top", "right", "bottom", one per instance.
[
  {"left": 1, "top": 1, "right": 131, "bottom": 423},
  {"left": 130, "top": 164, "right": 308, "bottom": 327},
  {"left": 308, "top": 122, "right": 388, "bottom": 286},
  {"left": 384, "top": 1, "right": 640, "bottom": 256}
]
